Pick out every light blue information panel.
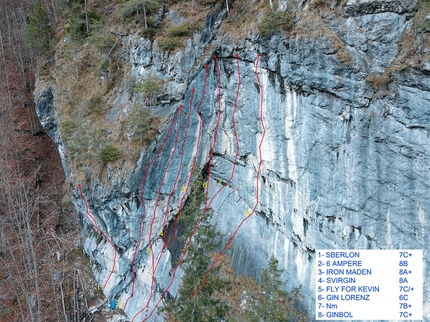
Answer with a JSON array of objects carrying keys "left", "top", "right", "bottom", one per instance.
[{"left": 315, "top": 250, "right": 423, "bottom": 320}]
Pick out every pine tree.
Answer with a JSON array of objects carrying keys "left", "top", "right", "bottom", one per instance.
[
  {"left": 25, "top": 0, "right": 52, "bottom": 53},
  {"left": 134, "top": 74, "right": 162, "bottom": 106},
  {"left": 162, "top": 175, "right": 230, "bottom": 321},
  {"left": 162, "top": 174, "right": 307, "bottom": 321},
  {"left": 67, "top": 11, "right": 87, "bottom": 42},
  {"left": 116, "top": 0, "right": 160, "bottom": 28},
  {"left": 243, "top": 255, "right": 307, "bottom": 322}
]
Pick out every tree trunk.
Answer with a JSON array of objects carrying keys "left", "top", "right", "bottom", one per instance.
[
  {"left": 144, "top": 5, "right": 147, "bottom": 29},
  {"left": 60, "top": 279, "right": 69, "bottom": 322},
  {"left": 84, "top": 0, "right": 89, "bottom": 33},
  {"left": 51, "top": 0, "right": 57, "bottom": 22},
  {"left": 75, "top": 50, "right": 79, "bottom": 79},
  {"left": 27, "top": 220, "right": 42, "bottom": 322}
]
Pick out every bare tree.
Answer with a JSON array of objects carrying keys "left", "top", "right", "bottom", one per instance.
[
  {"left": 0, "top": 1, "right": 82, "bottom": 321},
  {"left": 84, "top": 0, "right": 89, "bottom": 33}
]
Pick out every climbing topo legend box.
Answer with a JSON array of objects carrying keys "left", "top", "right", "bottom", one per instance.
[{"left": 315, "top": 250, "right": 423, "bottom": 320}]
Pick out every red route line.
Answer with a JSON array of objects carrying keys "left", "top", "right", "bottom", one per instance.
[
  {"left": 124, "top": 107, "right": 181, "bottom": 310},
  {"left": 133, "top": 65, "right": 209, "bottom": 322},
  {"left": 144, "top": 104, "right": 184, "bottom": 316},
  {"left": 77, "top": 183, "right": 118, "bottom": 289},
  {"left": 204, "top": 54, "right": 222, "bottom": 205},
  {"left": 137, "top": 85, "right": 200, "bottom": 319},
  {"left": 190, "top": 53, "right": 266, "bottom": 299},
  {"left": 159, "top": 90, "right": 194, "bottom": 251},
  {"left": 156, "top": 89, "right": 194, "bottom": 268},
  {"left": 140, "top": 54, "right": 242, "bottom": 321},
  {"left": 139, "top": 56, "right": 223, "bottom": 322},
  {"left": 205, "top": 53, "right": 241, "bottom": 210},
  {"left": 162, "top": 65, "right": 207, "bottom": 250}
]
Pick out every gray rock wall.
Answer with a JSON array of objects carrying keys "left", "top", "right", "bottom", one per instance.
[{"left": 35, "top": 3, "right": 430, "bottom": 321}]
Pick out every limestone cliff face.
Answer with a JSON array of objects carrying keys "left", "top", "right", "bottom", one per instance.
[{"left": 36, "top": 1, "right": 430, "bottom": 320}]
